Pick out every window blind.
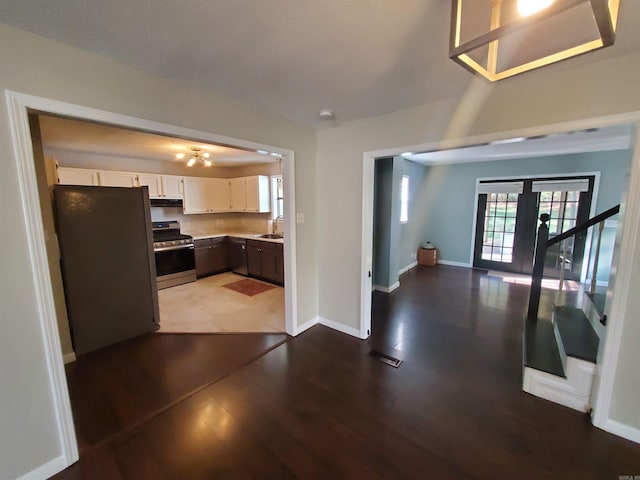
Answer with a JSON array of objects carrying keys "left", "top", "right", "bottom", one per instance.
[
  {"left": 477, "top": 181, "right": 524, "bottom": 194},
  {"left": 531, "top": 179, "right": 589, "bottom": 193}
]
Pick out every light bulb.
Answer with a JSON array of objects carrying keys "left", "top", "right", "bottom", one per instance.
[
  {"left": 176, "top": 153, "right": 185, "bottom": 159},
  {"left": 202, "top": 152, "right": 210, "bottom": 158},
  {"left": 187, "top": 158, "right": 196, "bottom": 167},
  {"left": 517, "top": 0, "right": 553, "bottom": 17},
  {"left": 204, "top": 160, "right": 212, "bottom": 167}
]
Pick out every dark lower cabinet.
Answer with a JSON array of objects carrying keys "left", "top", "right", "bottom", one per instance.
[
  {"left": 194, "top": 237, "right": 229, "bottom": 278},
  {"left": 246, "top": 239, "right": 284, "bottom": 285}
]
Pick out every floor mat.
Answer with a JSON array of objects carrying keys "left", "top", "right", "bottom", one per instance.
[{"left": 223, "top": 278, "right": 276, "bottom": 297}]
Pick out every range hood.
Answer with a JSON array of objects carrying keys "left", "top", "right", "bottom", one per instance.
[{"left": 149, "top": 198, "right": 183, "bottom": 208}]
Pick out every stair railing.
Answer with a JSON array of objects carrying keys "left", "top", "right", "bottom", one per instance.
[{"left": 527, "top": 204, "right": 620, "bottom": 321}]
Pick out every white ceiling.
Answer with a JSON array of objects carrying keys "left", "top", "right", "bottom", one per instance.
[
  {"left": 39, "top": 115, "right": 279, "bottom": 166},
  {"left": 405, "top": 124, "right": 635, "bottom": 165},
  {"left": 1, "top": 1, "right": 639, "bottom": 128}
]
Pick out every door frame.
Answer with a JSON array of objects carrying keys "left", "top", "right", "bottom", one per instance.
[
  {"left": 469, "top": 172, "right": 601, "bottom": 282},
  {"left": 360, "top": 112, "right": 640, "bottom": 443},
  {"left": 5, "top": 90, "right": 300, "bottom": 468}
]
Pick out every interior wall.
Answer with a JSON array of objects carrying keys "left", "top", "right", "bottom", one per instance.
[
  {"left": 413, "top": 150, "right": 631, "bottom": 266},
  {"left": 372, "top": 158, "right": 393, "bottom": 287},
  {"left": 0, "top": 22, "right": 317, "bottom": 480},
  {"left": 316, "top": 49, "right": 640, "bottom": 434},
  {"left": 399, "top": 158, "right": 430, "bottom": 270}
]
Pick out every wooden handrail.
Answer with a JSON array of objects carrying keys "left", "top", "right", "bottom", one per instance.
[
  {"left": 527, "top": 204, "right": 620, "bottom": 321},
  {"left": 547, "top": 205, "right": 620, "bottom": 246}
]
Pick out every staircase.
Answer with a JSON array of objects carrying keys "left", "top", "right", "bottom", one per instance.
[{"left": 523, "top": 206, "right": 619, "bottom": 413}]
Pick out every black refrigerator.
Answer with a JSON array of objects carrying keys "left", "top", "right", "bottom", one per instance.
[{"left": 53, "top": 184, "right": 160, "bottom": 355}]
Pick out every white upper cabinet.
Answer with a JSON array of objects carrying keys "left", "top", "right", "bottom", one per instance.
[
  {"left": 229, "top": 176, "right": 270, "bottom": 212},
  {"left": 136, "top": 173, "right": 161, "bottom": 197},
  {"left": 137, "top": 174, "right": 183, "bottom": 199},
  {"left": 229, "top": 177, "right": 246, "bottom": 211},
  {"left": 246, "top": 175, "right": 270, "bottom": 213},
  {"left": 208, "top": 178, "right": 231, "bottom": 212},
  {"left": 182, "top": 177, "right": 210, "bottom": 214},
  {"left": 161, "top": 176, "right": 183, "bottom": 199},
  {"left": 98, "top": 171, "right": 138, "bottom": 188},
  {"left": 55, "top": 167, "right": 269, "bottom": 214},
  {"left": 57, "top": 167, "right": 98, "bottom": 186},
  {"left": 183, "top": 177, "right": 229, "bottom": 214}
]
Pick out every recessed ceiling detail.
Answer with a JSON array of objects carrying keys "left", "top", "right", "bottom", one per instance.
[{"left": 404, "top": 125, "right": 633, "bottom": 165}]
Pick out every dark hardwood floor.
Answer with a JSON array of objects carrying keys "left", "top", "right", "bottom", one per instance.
[{"left": 53, "top": 266, "right": 640, "bottom": 479}]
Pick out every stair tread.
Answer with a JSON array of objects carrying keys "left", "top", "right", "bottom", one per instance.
[
  {"left": 524, "top": 318, "right": 565, "bottom": 378},
  {"left": 554, "top": 305, "right": 599, "bottom": 363}
]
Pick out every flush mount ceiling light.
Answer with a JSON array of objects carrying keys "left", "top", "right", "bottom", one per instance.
[
  {"left": 176, "top": 147, "right": 212, "bottom": 167},
  {"left": 449, "top": 0, "right": 620, "bottom": 82}
]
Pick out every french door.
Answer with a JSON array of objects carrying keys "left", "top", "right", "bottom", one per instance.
[{"left": 473, "top": 176, "right": 594, "bottom": 279}]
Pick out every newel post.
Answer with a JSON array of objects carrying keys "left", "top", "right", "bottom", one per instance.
[{"left": 527, "top": 213, "right": 550, "bottom": 321}]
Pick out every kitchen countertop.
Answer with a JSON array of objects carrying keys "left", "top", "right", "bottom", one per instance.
[{"left": 186, "top": 230, "right": 284, "bottom": 244}]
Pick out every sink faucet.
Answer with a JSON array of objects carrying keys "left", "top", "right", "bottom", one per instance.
[{"left": 273, "top": 217, "right": 282, "bottom": 237}]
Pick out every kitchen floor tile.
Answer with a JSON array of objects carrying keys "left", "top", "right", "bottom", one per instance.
[{"left": 157, "top": 273, "right": 285, "bottom": 333}]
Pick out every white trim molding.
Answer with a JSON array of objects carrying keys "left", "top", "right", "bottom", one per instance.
[
  {"left": 437, "top": 260, "right": 472, "bottom": 268},
  {"left": 15, "top": 455, "right": 68, "bottom": 480},
  {"left": 373, "top": 282, "right": 400, "bottom": 293},
  {"left": 604, "top": 420, "right": 640, "bottom": 445},
  {"left": 592, "top": 120, "right": 640, "bottom": 432},
  {"left": 523, "top": 357, "right": 596, "bottom": 413},
  {"left": 318, "top": 316, "right": 366, "bottom": 339},
  {"left": 399, "top": 261, "right": 418, "bottom": 275},
  {"left": 293, "top": 317, "right": 319, "bottom": 336}
]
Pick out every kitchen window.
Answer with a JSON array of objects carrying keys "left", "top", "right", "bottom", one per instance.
[{"left": 272, "top": 175, "right": 284, "bottom": 218}]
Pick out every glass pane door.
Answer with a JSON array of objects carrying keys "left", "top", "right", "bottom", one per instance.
[
  {"left": 537, "top": 190, "right": 583, "bottom": 280},
  {"left": 481, "top": 192, "right": 519, "bottom": 263}
]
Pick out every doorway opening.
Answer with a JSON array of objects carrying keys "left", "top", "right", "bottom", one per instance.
[{"left": 7, "top": 90, "right": 298, "bottom": 466}]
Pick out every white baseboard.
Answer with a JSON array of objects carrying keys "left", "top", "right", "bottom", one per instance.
[
  {"left": 293, "top": 317, "right": 319, "bottom": 336},
  {"left": 399, "top": 261, "right": 418, "bottom": 275},
  {"left": 16, "top": 455, "right": 68, "bottom": 480},
  {"left": 373, "top": 282, "right": 400, "bottom": 293},
  {"left": 318, "top": 316, "right": 364, "bottom": 339},
  {"left": 584, "top": 278, "right": 609, "bottom": 288},
  {"left": 523, "top": 357, "right": 596, "bottom": 413},
  {"left": 437, "top": 260, "right": 472, "bottom": 268},
  {"left": 603, "top": 419, "right": 640, "bottom": 445},
  {"left": 63, "top": 352, "right": 76, "bottom": 364}
]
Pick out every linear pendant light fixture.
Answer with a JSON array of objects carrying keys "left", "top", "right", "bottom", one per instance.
[
  {"left": 449, "top": 0, "right": 621, "bottom": 82},
  {"left": 176, "top": 147, "right": 212, "bottom": 167}
]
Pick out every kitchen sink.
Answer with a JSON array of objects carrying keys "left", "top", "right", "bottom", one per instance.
[{"left": 259, "top": 234, "right": 283, "bottom": 239}]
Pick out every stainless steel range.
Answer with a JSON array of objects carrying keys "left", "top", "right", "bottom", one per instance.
[{"left": 152, "top": 221, "right": 196, "bottom": 289}]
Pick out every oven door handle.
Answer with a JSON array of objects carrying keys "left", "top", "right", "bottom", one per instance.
[{"left": 154, "top": 244, "right": 195, "bottom": 253}]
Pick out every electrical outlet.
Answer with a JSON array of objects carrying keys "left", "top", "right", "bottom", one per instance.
[
  {"left": 411, "top": 252, "right": 417, "bottom": 260},
  {"left": 296, "top": 213, "right": 305, "bottom": 224}
]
